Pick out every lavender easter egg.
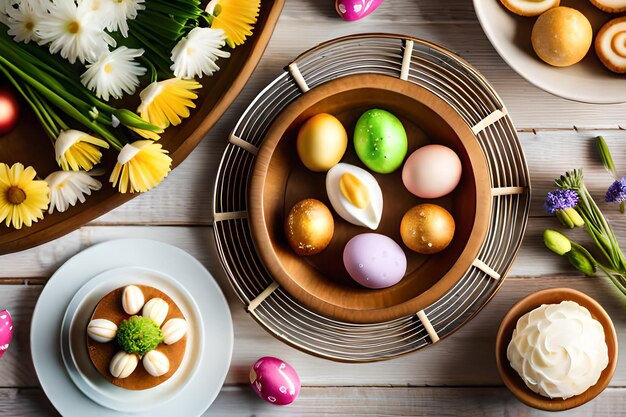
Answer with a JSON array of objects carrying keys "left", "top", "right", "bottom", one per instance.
[
  {"left": 0, "top": 310, "right": 13, "bottom": 358},
  {"left": 250, "top": 357, "right": 301, "bottom": 405},
  {"left": 343, "top": 233, "right": 407, "bottom": 289},
  {"left": 336, "top": 0, "right": 383, "bottom": 21}
]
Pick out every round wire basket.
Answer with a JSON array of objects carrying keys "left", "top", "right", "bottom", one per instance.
[{"left": 213, "top": 34, "right": 531, "bottom": 362}]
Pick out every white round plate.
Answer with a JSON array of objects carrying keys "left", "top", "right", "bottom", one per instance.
[
  {"left": 31, "top": 239, "right": 233, "bottom": 417},
  {"left": 59, "top": 266, "right": 204, "bottom": 413},
  {"left": 473, "top": 0, "right": 626, "bottom": 104}
]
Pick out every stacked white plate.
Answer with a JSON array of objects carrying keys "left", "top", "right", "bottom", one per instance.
[{"left": 31, "top": 239, "right": 233, "bottom": 416}]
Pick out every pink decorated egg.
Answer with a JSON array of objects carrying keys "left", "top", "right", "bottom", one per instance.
[
  {"left": 402, "top": 144, "right": 462, "bottom": 199},
  {"left": 343, "top": 233, "right": 407, "bottom": 289},
  {"left": 335, "top": 0, "right": 383, "bottom": 21},
  {"left": 250, "top": 356, "right": 301, "bottom": 405},
  {"left": 0, "top": 310, "right": 13, "bottom": 358}
]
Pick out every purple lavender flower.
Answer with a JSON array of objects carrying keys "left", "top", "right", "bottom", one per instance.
[
  {"left": 606, "top": 176, "right": 626, "bottom": 203},
  {"left": 545, "top": 189, "right": 579, "bottom": 214}
]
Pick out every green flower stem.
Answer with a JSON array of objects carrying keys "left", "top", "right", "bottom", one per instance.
[
  {"left": 139, "top": 57, "right": 159, "bottom": 83},
  {"left": 556, "top": 169, "right": 626, "bottom": 273},
  {"left": 596, "top": 136, "right": 618, "bottom": 179},
  {"left": 0, "top": 35, "right": 161, "bottom": 134},
  {"left": 127, "top": 28, "right": 173, "bottom": 73},
  {"left": 37, "top": 93, "right": 70, "bottom": 131},
  {"left": 0, "top": 63, "right": 58, "bottom": 140},
  {"left": 0, "top": 39, "right": 94, "bottom": 115},
  {"left": 0, "top": 54, "right": 123, "bottom": 149},
  {"left": 25, "top": 84, "right": 60, "bottom": 137}
]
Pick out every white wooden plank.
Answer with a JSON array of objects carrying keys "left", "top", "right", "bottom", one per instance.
[
  {"left": 0, "top": 231, "right": 81, "bottom": 279},
  {"left": 2, "top": 383, "right": 626, "bottom": 416},
  {"left": 205, "top": 386, "right": 626, "bottom": 417},
  {"left": 2, "top": 275, "right": 626, "bottom": 388}
]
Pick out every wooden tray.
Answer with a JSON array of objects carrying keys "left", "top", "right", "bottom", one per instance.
[
  {"left": 248, "top": 74, "right": 492, "bottom": 323},
  {"left": 0, "top": 0, "right": 284, "bottom": 255}
]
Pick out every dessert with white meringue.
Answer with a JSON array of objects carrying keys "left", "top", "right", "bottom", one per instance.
[{"left": 86, "top": 284, "right": 189, "bottom": 390}]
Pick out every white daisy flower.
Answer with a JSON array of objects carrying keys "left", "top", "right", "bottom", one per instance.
[
  {"left": 170, "top": 27, "right": 231, "bottom": 79},
  {"left": 44, "top": 170, "right": 102, "bottom": 214},
  {"left": 0, "top": 0, "right": 17, "bottom": 26},
  {"left": 6, "top": 0, "right": 44, "bottom": 44},
  {"left": 81, "top": 47, "right": 146, "bottom": 101},
  {"left": 37, "top": 0, "right": 115, "bottom": 64},
  {"left": 79, "top": 0, "right": 144, "bottom": 37}
]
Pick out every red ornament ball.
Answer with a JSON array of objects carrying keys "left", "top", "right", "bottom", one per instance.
[{"left": 0, "top": 88, "right": 19, "bottom": 136}]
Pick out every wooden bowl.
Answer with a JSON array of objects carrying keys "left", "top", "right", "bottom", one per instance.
[
  {"left": 0, "top": 0, "right": 284, "bottom": 255},
  {"left": 249, "top": 74, "right": 492, "bottom": 323},
  {"left": 495, "top": 288, "right": 618, "bottom": 411}
]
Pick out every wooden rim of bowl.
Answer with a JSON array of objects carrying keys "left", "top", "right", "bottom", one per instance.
[
  {"left": 495, "top": 287, "right": 618, "bottom": 411},
  {"left": 248, "top": 73, "right": 492, "bottom": 323}
]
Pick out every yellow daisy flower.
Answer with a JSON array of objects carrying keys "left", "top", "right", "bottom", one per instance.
[
  {"left": 55, "top": 129, "right": 110, "bottom": 171},
  {"left": 206, "top": 0, "right": 260, "bottom": 48},
  {"left": 0, "top": 163, "right": 50, "bottom": 229},
  {"left": 110, "top": 140, "right": 172, "bottom": 193},
  {"left": 136, "top": 78, "right": 201, "bottom": 130}
]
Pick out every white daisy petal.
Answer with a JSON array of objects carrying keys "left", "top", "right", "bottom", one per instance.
[
  {"left": 6, "top": 0, "right": 44, "bottom": 44},
  {"left": 81, "top": 46, "right": 146, "bottom": 101},
  {"left": 0, "top": 0, "right": 17, "bottom": 26},
  {"left": 36, "top": 0, "right": 115, "bottom": 64},
  {"left": 45, "top": 170, "right": 102, "bottom": 214},
  {"left": 170, "top": 27, "right": 231, "bottom": 79}
]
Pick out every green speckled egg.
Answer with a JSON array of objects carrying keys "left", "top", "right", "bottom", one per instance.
[{"left": 353, "top": 109, "right": 408, "bottom": 174}]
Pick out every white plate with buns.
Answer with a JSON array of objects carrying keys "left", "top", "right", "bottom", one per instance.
[{"left": 474, "top": 0, "right": 626, "bottom": 103}]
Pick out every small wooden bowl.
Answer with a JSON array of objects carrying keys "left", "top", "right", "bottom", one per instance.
[
  {"left": 495, "top": 288, "right": 618, "bottom": 411},
  {"left": 249, "top": 74, "right": 492, "bottom": 323}
]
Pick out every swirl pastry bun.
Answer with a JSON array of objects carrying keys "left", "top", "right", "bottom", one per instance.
[
  {"left": 590, "top": 0, "right": 626, "bottom": 13},
  {"left": 499, "top": 0, "right": 560, "bottom": 16},
  {"left": 595, "top": 17, "right": 626, "bottom": 73}
]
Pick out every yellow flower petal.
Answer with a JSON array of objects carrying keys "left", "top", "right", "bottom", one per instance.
[
  {"left": 207, "top": 0, "right": 260, "bottom": 48},
  {"left": 137, "top": 79, "right": 201, "bottom": 130},
  {"left": 109, "top": 141, "right": 172, "bottom": 193},
  {"left": 55, "top": 130, "right": 110, "bottom": 171},
  {"left": 0, "top": 163, "right": 49, "bottom": 229}
]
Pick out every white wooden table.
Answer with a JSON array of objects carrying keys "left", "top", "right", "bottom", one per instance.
[{"left": 2, "top": 1, "right": 626, "bottom": 415}]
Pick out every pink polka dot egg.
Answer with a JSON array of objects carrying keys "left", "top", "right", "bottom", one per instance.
[{"left": 250, "top": 356, "right": 301, "bottom": 405}]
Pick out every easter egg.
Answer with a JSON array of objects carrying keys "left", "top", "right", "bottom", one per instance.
[
  {"left": 297, "top": 113, "right": 347, "bottom": 172},
  {"left": 343, "top": 233, "right": 407, "bottom": 289},
  {"left": 0, "top": 88, "right": 19, "bottom": 136},
  {"left": 402, "top": 145, "right": 462, "bottom": 199},
  {"left": 285, "top": 199, "right": 334, "bottom": 256},
  {"left": 353, "top": 109, "right": 407, "bottom": 174},
  {"left": 0, "top": 310, "right": 13, "bottom": 358},
  {"left": 250, "top": 356, "right": 301, "bottom": 405},
  {"left": 326, "top": 163, "right": 383, "bottom": 230},
  {"left": 335, "top": 0, "right": 384, "bottom": 21},
  {"left": 400, "top": 204, "right": 455, "bottom": 254}
]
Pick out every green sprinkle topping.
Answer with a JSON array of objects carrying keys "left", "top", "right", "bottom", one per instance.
[{"left": 116, "top": 316, "right": 163, "bottom": 355}]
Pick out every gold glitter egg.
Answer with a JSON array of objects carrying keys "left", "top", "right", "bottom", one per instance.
[
  {"left": 400, "top": 204, "right": 455, "bottom": 254},
  {"left": 285, "top": 198, "right": 334, "bottom": 256}
]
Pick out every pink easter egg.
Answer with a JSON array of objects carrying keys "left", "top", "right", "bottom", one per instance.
[
  {"left": 249, "top": 356, "right": 301, "bottom": 406},
  {"left": 335, "top": 0, "right": 383, "bottom": 21},
  {"left": 0, "top": 310, "right": 13, "bottom": 358}
]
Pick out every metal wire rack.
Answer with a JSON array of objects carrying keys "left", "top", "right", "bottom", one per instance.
[{"left": 212, "top": 34, "right": 531, "bottom": 362}]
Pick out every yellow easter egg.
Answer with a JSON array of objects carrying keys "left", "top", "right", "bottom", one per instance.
[{"left": 296, "top": 113, "right": 347, "bottom": 172}]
